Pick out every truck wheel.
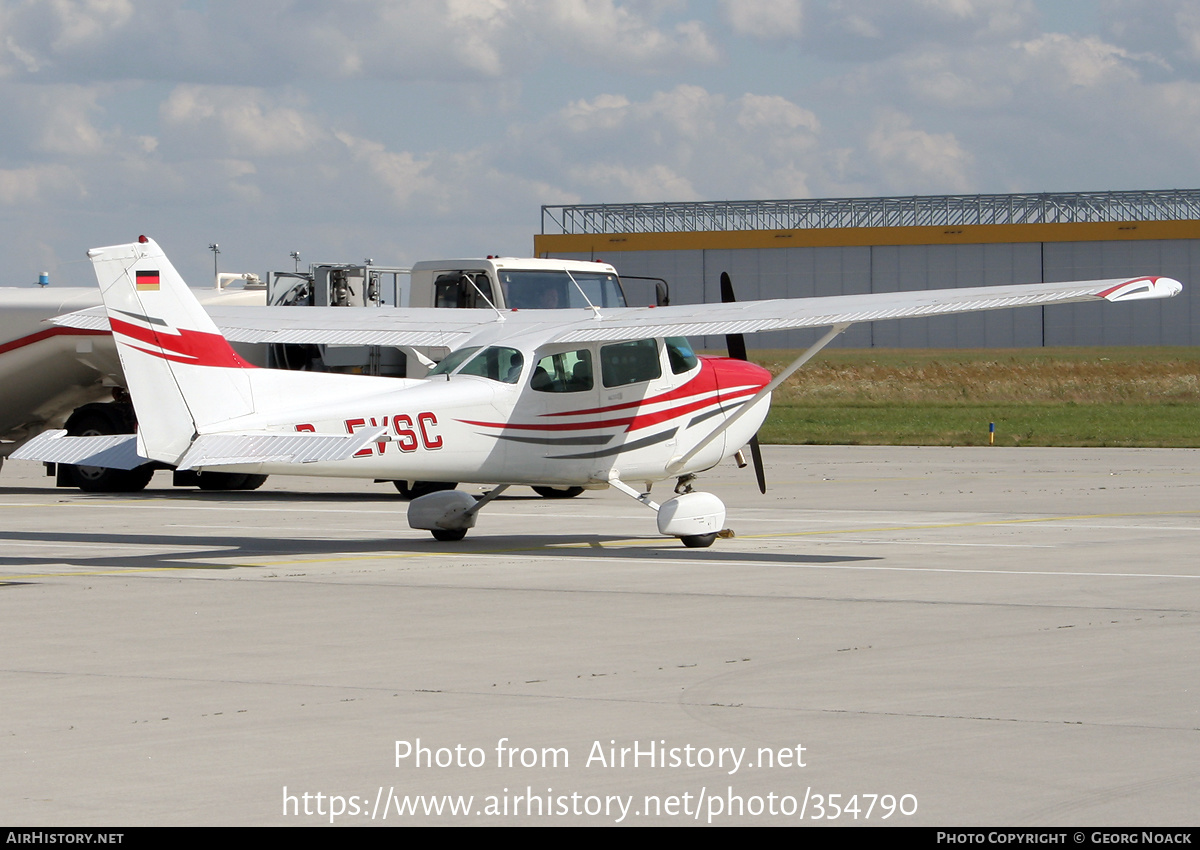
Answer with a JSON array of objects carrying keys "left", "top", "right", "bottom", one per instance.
[
  {"left": 196, "top": 472, "right": 268, "bottom": 491},
  {"left": 532, "top": 486, "right": 584, "bottom": 499},
  {"left": 393, "top": 481, "right": 457, "bottom": 500},
  {"left": 63, "top": 406, "right": 154, "bottom": 493}
]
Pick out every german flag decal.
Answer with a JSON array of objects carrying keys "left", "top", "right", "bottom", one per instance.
[{"left": 135, "top": 270, "right": 160, "bottom": 291}]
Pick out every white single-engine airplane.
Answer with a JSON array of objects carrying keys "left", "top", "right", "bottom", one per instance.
[{"left": 15, "top": 237, "right": 1183, "bottom": 546}]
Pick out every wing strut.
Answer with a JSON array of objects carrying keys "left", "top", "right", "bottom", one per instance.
[{"left": 668, "top": 321, "right": 853, "bottom": 474}]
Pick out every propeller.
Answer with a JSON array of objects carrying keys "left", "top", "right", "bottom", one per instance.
[{"left": 720, "top": 271, "right": 767, "bottom": 494}]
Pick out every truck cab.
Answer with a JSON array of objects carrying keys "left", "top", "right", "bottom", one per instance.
[
  {"left": 411, "top": 257, "right": 627, "bottom": 311},
  {"left": 267, "top": 257, "right": 641, "bottom": 377}
]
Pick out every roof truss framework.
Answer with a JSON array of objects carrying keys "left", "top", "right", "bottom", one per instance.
[{"left": 542, "top": 190, "right": 1200, "bottom": 236}]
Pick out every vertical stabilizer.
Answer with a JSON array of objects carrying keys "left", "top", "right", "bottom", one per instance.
[{"left": 89, "top": 237, "right": 256, "bottom": 464}]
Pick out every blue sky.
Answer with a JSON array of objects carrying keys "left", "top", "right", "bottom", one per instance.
[{"left": 0, "top": 0, "right": 1197, "bottom": 286}]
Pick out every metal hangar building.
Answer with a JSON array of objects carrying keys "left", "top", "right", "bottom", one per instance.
[{"left": 535, "top": 189, "right": 1200, "bottom": 349}]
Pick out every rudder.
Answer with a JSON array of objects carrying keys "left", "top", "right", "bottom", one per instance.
[{"left": 90, "top": 237, "right": 256, "bottom": 464}]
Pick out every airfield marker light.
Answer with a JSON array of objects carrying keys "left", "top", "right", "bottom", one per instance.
[{"left": 989, "top": 422, "right": 995, "bottom": 445}]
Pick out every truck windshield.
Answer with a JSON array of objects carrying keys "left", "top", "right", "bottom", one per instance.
[{"left": 499, "top": 270, "right": 625, "bottom": 309}]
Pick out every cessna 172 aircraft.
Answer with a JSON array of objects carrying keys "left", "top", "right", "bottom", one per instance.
[{"left": 14, "top": 236, "right": 1183, "bottom": 546}]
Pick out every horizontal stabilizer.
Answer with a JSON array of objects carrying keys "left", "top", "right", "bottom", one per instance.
[
  {"left": 176, "top": 427, "right": 387, "bottom": 470},
  {"left": 11, "top": 431, "right": 145, "bottom": 470},
  {"left": 49, "top": 309, "right": 108, "bottom": 331}
]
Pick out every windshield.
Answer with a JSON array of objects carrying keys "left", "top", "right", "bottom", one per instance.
[
  {"left": 426, "top": 346, "right": 481, "bottom": 377},
  {"left": 427, "top": 346, "right": 525, "bottom": 384},
  {"left": 499, "top": 270, "right": 626, "bottom": 309}
]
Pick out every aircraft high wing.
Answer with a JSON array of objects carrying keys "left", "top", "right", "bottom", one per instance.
[
  {"left": 53, "top": 273, "right": 1180, "bottom": 349},
  {"left": 16, "top": 237, "right": 1183, "bottom": 547}
]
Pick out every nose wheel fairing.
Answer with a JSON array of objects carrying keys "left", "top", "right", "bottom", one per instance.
[{"left": 607, "top": 475, "right": 727, "bottom": 547}]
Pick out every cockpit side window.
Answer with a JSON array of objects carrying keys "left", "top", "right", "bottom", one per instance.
[
  {"left": 457, "top": 346, "right": 525, "bottom": 384},
  {"left": 601, "top": 339, "right": 662, "bottom": 388},
  {"left": 532, "top": 349, "right": 593, "bottom": 393}
]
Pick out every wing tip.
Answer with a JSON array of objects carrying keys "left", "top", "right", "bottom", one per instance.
[{"left": 1096, "top": 276, "right": 1183, "bottom": 301}]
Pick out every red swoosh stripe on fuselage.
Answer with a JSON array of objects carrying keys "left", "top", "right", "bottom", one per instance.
[
  {"left": 458, "top": 358, "right": 769, "bottom": 435},
  {"left": 109, "top": 317, "right": 255, "bottom": 369},
  {"left": 0, "top": 326, "right": 109, "bottom": 355}
]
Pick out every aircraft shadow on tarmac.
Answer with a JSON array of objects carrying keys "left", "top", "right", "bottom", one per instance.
[
  {"left": 2, "top": 485, "right": 652, "bottom": 503},
  {"left": 0, "top": 526, "right": 882, "bottom": 581}
]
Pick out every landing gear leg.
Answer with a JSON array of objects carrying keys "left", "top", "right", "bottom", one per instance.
[{"left": 608, "top": 475, "right": 727, "bottom": 547}]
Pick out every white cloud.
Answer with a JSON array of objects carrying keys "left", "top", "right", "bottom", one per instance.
[
  {"left": 23, "top": 85, "right": 108, "bottom": 155},
  {"left": 720, "top": 0, "right": 805, "bottom": 42},
  {"left": 798, "top": 0, "right": 1037, "bottom": 59},
  {"left": 736, "top": 93, "right": 819, "bottom": 133},
  {"left": 1101, "top": 0, "right": 1200, "bottom": 71},
  {"left": 526, "top": 0, "right": 719, "bottom": 70},
  {"left": 335, "top": 132, "right": 436, "bottom": 208},
  {"left": 0, "top": 162, "right": 78, "bottom": 205},
  {"left": 160, "top": 86, "right": 326, "bottom": 157},
  {"left": 560, "top": 93, "right": 633, "bottom": 129},
  {"left": 1017, "top": 33, "right": 1150, "bottom": 87},
  {"left": 44, "top": 0, "right": 135, "bottom": 52},
  {"left": 866, "top": 109, "right": 974, "bottom": 193},
  {"left": 0, "top": 0, "right": 718, "bottom": 84},
  {"left": 511, "top": 85, "right": 825, "bottom": 201},
  {"left": 567, "top": 161, "right": 697, "bottom": 201}
]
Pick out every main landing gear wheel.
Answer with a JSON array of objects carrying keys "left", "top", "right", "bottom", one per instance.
[
  {"left": 393, "top": 480, "right": 457, "bottom": 500},
  {"left": 531, "top": 485, "right": 584, "bottom": 499},
  {"left": 63, "top": 405, "right": 154, "bottom": 493},
  {"left": 680, "top": 533, "right": 718, "bottom": 549}
]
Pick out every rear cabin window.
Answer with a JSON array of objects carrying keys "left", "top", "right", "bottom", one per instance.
[
  {"left": 531, "top": 350, "right": 593, "bottom": 393},
  {"left": 601, "top": 339, "right": 661, "bottom": 388}
]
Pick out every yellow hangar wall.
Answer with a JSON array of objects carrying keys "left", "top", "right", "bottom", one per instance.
[{"left": 535, "top": 220, "right": 1200, "bottom": 349}]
